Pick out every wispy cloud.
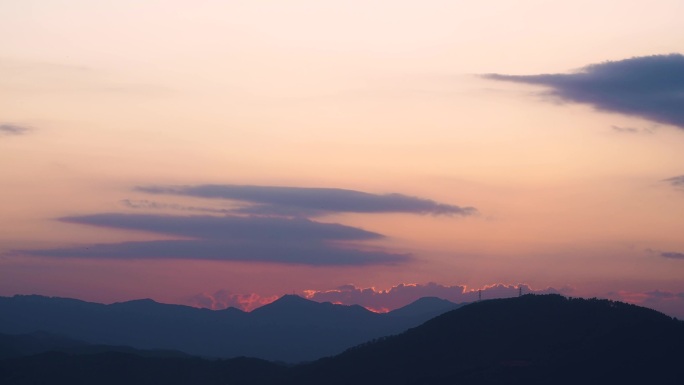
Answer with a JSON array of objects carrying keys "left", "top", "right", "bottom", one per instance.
[
  {"left": 484, "top": 54, "right": 684, "bottom": 130},
  {"left": 664, "top": 175, "right": 684, "bottom": 190},
  {"left": 611, "top": 125, "right": 655, "bottom": 134},
  {"left": 120, "top": 199, "right": 233, "bottom": 214},
  {"left": 136, "top": 184, "right": 477, "bottom": 217},
  {"left": 611, "top": 125, "right": 639, "bottom": 134},
  {"left": 0, "top": 123, "right": 30, "bottom": 136},
  {"left": 661, "top": 251, "right": 684, "bottom": 260},
  {"left": 17, "top": 214, "right": 409, "bottom": 266}
]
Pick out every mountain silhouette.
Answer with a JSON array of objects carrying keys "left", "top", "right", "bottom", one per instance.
[
  {"left": 0, "top": 351, "right": 285, "bottom": 385},
  {"left": 0, "top": 331, "right": 190, "bottom": 360},
  {"left": 288, "top": 294, "right": 684, "bottom": 384},
  {"left": 386, "top": 296, "right": 460, "bottom": 319},
  {"left": 0, "top": 332, "right": 87, "bottom": 359},
  {"left": 0, "top": 295, "right": 684, "bottom": 385},
  {"left": 0, "top": 294, "right": 459, "bottom": 362},
  {"left": 1, "top": 294, "right": 682, "bottom": 385}
]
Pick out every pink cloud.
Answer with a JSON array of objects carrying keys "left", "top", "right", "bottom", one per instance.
[
  {"left": 189, "top": 290, "right": 278, "bottom": 312},
  {"left": 303, "top": 282, "right": 567, "bottom": 312}
]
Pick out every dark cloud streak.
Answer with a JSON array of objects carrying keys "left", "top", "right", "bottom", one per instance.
[
  {"left": 664, "top": 175, "right": 684, "bottom": 189},
  {"left": 59, "top": 213, "right": 384, "bottom": 242},
  {"left": 17, "top": 213, "right": 408, "bottom": 266},
  {"left": 120, "top": 199, "right": 233, "bottom": 214},
  {"left": 136, "top": 184, "right": 477, "bottom": 217},
  {"left": 661, "top": 251, "right": 684, "bottom": 260},
  {"left": 611, "top": 125, "right": 639, "bottom": 134},
  {"left": 19, "top": 184, "right": 472, "bottom": 265},
  {"left": 22, "top": 239, "right": 408, "bottom": 266},
  {"left": 484, "top": 54, "right": 684, "bottom": 129},
  {"left": 0, "top": 123, "right": 30, "bottom": 136}
]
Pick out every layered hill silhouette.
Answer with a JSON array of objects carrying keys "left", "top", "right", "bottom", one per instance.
[
  {"left": 0, "top": 331, "right": 190, "bottom": 360},
  {"left": 0, "top": 294, "right": 461, "bottom": 362},
  {"left": 1, "top": 294, "right": 683, "bottom": 385},
  {"left": 290, "top": 294, "right": 684, "bottom": 384}
]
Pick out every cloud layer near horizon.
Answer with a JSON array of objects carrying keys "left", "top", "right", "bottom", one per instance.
[
  {"left": 17, "top": 184, "right": 476, "bottom": 265},
  {"left": 137, "top": 184, "right": 477, "bottom": 217},
  {"left": 303, "top": 282, "right": 565, "bottom": 311},
  {"left": 485, "top": 54, "right": 684, "bottom": 129},
  {"left": 187, "top": 282, "right": 567, "bottom": 312},
  {"left": 184, "top": 284, "right": 684, "bottom": 319},
  {"left": 17, "top": 214, "right": 409, "bottom": 265}
]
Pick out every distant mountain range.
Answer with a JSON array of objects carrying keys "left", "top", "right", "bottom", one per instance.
[
  {"left": 0, "top": 294, "right": 462, "bottom": 362},
  {"left": 1, "top": 294, "right": 682, "bottom": 385}
]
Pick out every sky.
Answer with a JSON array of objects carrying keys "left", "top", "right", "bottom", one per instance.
[{"left": 2, "top": 1, "right": 684, "bottom": 317}]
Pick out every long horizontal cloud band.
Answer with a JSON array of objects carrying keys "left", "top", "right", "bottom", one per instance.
[
  {"left": 484, "top": 54, "right": 684, "bottom": 129},
  {"left": 59, "top": 213, "right": 383, "bottom": 241},
  {"left": 22, "top": 239, "right": 409, "bottom": 266},
  {"left": 661, "top": 252, "right": 684, "bottom": 260},
  {"left": 17, "top": 213, "right": 408, "bottom": 265},
  {"left": 0, "top": 123, "right": 30, "bottom": 136},
  {"left": 136, "top": 184, "right": 477, "bottom": 216},
  {"left": 665, "top": 175, "right": 684, "bottom": 189},
  {"left": 20, "top": 184, "right": 473, "bottom": 265}
]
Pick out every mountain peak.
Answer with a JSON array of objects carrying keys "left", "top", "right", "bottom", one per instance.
[
  {"left": 251, "top": 295, "right": 317, "bottom": 314},
  {"left": 109, "top": 298, "right": 160, "bottom": 309},
  {"left": 275, "top": 294, "right": 309, "bottom": 303},
  {"left": 117, "top": 298, "right": 158, "bottom": 305},
  {"left": 388, "top": 296, "right": 461, "bottom": 318}
]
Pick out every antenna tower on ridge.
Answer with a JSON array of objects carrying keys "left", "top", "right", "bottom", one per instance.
[
  {"left": 478, "top": 289, "right": 482, "bottom": 302},
  {"left": 518, "top": 285, "right": 522, "bottom": 297}
]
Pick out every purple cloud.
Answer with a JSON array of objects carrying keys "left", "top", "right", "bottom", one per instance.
[
  {"left": 0, "top": 123, "right": 30, "bottom": 136},
  {"left": 136, "top": 184, "right": 477, "bottom": 217},
  {"left": 664, "top": 175, "right": 684, "bottom": 190},
  {"left": 484, "top": 54, "right": 684, "bottom": 129},
  {"left": 16, "top": 213, "right": 409, "bottom": 266}
]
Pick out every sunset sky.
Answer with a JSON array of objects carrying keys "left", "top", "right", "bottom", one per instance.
[{"left": 2, "top": 1, "right": 684, "bottom": 317}]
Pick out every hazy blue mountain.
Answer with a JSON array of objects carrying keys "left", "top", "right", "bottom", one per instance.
[
  {"left": 386, "top": 296, "right": 461, "bottom": 319},
  {"left": 0, "top": 331, "right": 189, "bottom": 359},
  {"left": 0, "top": 332, "right": 87, "bottom": 359},
  {"left": 0, "top": 294, "right": 458, "bottom": 362}
]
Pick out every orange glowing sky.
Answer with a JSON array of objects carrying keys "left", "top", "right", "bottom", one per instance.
[{"left": 1, "top": 1, "right": 684, "bottom": 317}]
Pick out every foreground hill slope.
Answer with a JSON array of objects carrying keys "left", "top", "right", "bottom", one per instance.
[
  {"left": 0, "top": 352, "right": 285, "bottom": 385},
  {"left": 291, "top": 294, "right": 684, "bottom": 385}
]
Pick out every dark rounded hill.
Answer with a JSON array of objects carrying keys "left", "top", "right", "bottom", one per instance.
[{"left": 288, "top": 294, "right": 684, "bottom": 385}]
